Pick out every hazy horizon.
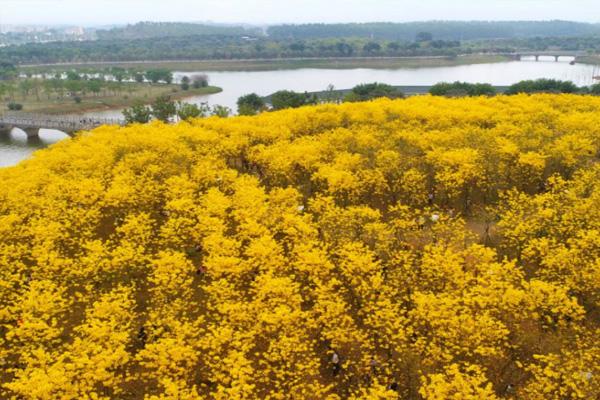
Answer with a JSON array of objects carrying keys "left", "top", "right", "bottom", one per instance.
[
  {"left": 3, "top": 19, "right": 600, "bottom": 30},
  {"left": 1, "top": 0, "right": 600, "bottom": 26}
]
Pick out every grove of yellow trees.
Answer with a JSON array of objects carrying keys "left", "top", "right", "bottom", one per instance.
[{"left": 0, "top": 94, "right": 599, "bottom": 399}]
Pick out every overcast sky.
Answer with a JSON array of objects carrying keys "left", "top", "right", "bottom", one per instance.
[{"left": 1, "top": 0, "right": 599, "bottom": 26}]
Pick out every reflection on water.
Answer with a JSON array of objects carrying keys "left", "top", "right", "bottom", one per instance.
[
  {"left": 75, "top": 59, "right": 599, "bottom": 120},
  {"left": 2, "top": 59, "right": 599, "bottom": 167},
  {"left": 172, "top": 58, "right": 597, "bottom": 111},
  {"left": 0, "top": 129, "right": 68, "bottom": 168}
]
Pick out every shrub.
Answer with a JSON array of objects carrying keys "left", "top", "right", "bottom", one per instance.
[
  {"left": 506, "top": 79, "right": 580, "bottom": 95},
  {"left": 7, "top": 102, "right": 23, "bottom": 111},
  {"left": 344, "top": 82, "right": 404, "bottom": 102},
  {"left": 237, "top": 93, "right": 266, "bottom": 115},
  {"left": 590, "top": 83, "right": 600, "bottom": 95},
  {"left": 191, "top": 74, "right": 209, "bottom": 89},
  {"left": 429, "top": 81, "right": 496, "bottom": 97},
  {"left": 270, "top": 90, "right": 317, "bottom": 110}
]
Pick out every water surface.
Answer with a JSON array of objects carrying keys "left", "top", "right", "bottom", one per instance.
[
  {"left": 2, "top": 58, "right": 598, "bottom": 167},
  {"left": 0, "top": 129, "right": 68, "bottom": 168}
]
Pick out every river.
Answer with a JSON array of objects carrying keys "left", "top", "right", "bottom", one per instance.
[{"left": 1, "top": 57, "right": 598, "bottom": 167}]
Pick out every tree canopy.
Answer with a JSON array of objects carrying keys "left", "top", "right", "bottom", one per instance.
[
  {"left": 266, "top": 21, "right": 600, "bottom": 40},
  {"left": 344, "top": 82, "right": 405, "bottom": 102},
  {"left": 0, "top": 95, "right": 599, "bottom": 399},
  {"left": 429, "top": 81, "right": 497, "bottom": 97},
  {"left": 0, "top": 62, "right": 17, "bottom": 81},
  {"left": 237, "top": 93, "right": 266, "bottom": 115},
  {"left": 270, "top": 90, "right": 318, "bottom": 110},
  {"left": 506, "top": 78, "right": 581, "bottom": 94}
]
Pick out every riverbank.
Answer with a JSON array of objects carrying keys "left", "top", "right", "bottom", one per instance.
[
  {"left": 21, "top": 54, "right": 512, "bottom": 72},
  {"left": 578, "top": 55, "right": 600, "bottom": 66},
  {"left": 11, "top": 84, "right": 222, "bottom": 115},
  {"left": 264, "top": 85, "right": 513, "bottom": 102}
]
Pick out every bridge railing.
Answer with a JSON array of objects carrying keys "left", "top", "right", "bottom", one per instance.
[{"left": 0, "top": 112, "right": 126, "bottom": 129}]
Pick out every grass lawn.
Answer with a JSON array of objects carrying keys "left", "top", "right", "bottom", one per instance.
[{"left": 5, "top": 83, "right": 222, "bottom": 115}]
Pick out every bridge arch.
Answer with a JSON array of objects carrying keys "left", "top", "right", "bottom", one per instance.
[
  {"left": 0, "top": 113, "right": 125, "bottom": 139},
  {"left": 512, "top": 50, "right": 585, "bottom": 62}
]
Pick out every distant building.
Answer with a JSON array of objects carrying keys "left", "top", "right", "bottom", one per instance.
[{"left": 65, "top": 26, "right": 85, "bottom": 36}]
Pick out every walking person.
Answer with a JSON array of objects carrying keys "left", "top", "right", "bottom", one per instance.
[
  {"left": 331, "top": 350, "right": 341, "bottom": 377},
  {"left": 137, "top": 326, "right": 148, "bottom": 349}
]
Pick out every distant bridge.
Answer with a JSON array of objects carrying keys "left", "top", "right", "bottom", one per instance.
[
  {"left": 509, "top": 51, "right": 588, "bottom": 62},
  {"left": 0, "top": 113, "right": 125, "bottom": 138}
]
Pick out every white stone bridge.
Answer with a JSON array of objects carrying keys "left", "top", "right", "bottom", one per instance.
[
  {"left": 510, "top": 50, "right": 588, "bottom": 62},
  {"left": 0, "top": 113, "right": 125, "bottom": 138}
]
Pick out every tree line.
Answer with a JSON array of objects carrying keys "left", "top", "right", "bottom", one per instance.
[
  {"left": 0, "top": 64, "right": 212, "bottom": 111},
  {"left": 3, "top": 32, "right": 600, "bottom": 65},
  {"left": 0, "top": 35, "right": 465, "bottom": 65},
  {"left": 266, "top": 20, "right": 600, "bottom": 41},
  {"left": 428, "top": 79, "right": 597, "bottom": 96},
  {"left": 147, "top": 78, "right": 600, "bottom": 120},
  {"left": 96, "top": 21, "right": 262, "bottom": 40},
  {"left": 4, "top": 20, "right": 600, "bottom": 65},
  {"left": 123, "top": 96, "right": 231, "bottom": 124},
  {"left": 125, "top": 78, "right": 597, "bottom": 123},
  {"left": 95, "top": 21, "right": 600, "bottom": 42},
  {"left": 236, "top": 79, "right": 600, "bottom": 115}
]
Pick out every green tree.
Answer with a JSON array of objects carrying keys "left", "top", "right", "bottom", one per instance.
[
  {"left": 416, "top": 31, "right": 433, "bottom": 42},
  {"left": 145, "top": 69, "right": 173, "bottom": 84},
  {"left": 145, "top": 70, "right": 161, "bottom": 84},
  {"left": 87, "top": 80, "right": 103, "bottom": 96},
  {"left": 429, "top": 81, "right": 497, "bottom": 97},
  {"left": 5, "top": 82, "right": 17, "bottom": 100},
  {"left": 64, "top": 80, "right": 83, "bottom": 97},
  {"left": 151, "top": 95, "right": 176, "bottom": 122},
  {"left": 51, "top": 78, "right": 64, "bottom": 99},
  {"left": 387, "top": 42, "right": 401, "bottom": 52},
  {"left": 122, "top": 102, "right": 152, "bottom": 124},
  {"left": 42, "top": 79, "right": 54, "bottom": 100},
  {"left": 107, "top": 81, "right": 123, "bottom": 96},
  {"left": 322, "top": 84, "right": 342, "bottom": 103},
  {"left": 191, "top": 74, "right": 208, "bottom": 89},
  {"left": 181, "top": 76, "right": 190, "bottom": 91},
  {"left": 30, "top": 79, "right": 43, "bottom": 101},
  {"left": 237, "top": 93, "right": 266, "bottom": 115},
  {"left": 211, "top": 104, "right": 231, "bottom": 118},
  {"left": 176, "top": 101, "right": 208, "bottom": 121},
  {"left": 335, "top": 41, "right": 354, "bottom": 56},
  {"left": 344, "top": 82, "right": 404, "bottom": 102},
  {"left": 591, "top": 83, "right": 600, "bottom": 95},
  {"left": 7, "top": 102, "right": 23, "bottom": 111},
  {"left": 66, "top": 71, "right": 81, "bottom": 81},
  {"left": 363, "top": 42, "right": 381, "bottom": 54},
  {"left": 111, "top": 67, "right": 127, "bottom": 83},
  {"left": 270, "top": 90, "right": 317, "bottom": 110},
  {"left": 0, "top": 62, "right": 18, "bottom": 81},
  {"left": 506, "top": 79, "right": 580, "bottom": 95},
  {"left": 18, "top": 80, "right": 34, "bottom": 100}
]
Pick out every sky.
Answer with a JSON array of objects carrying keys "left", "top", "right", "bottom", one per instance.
[{"left": 1, "top": 0, "right": 600, "bottom": 26}]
